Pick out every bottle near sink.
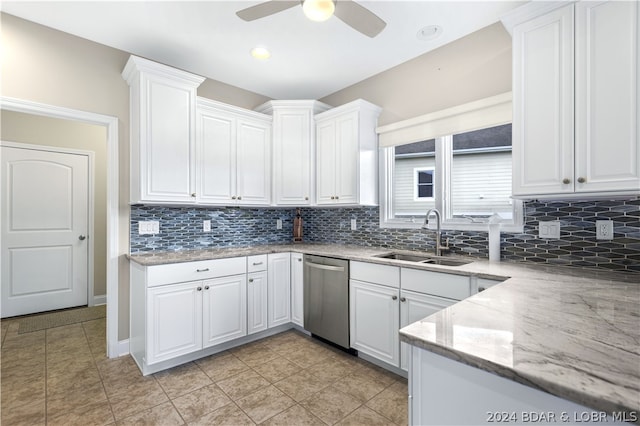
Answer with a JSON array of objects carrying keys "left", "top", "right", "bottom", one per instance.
[{"left": 488, "top": 214, "right": 501, "bottom": 262}]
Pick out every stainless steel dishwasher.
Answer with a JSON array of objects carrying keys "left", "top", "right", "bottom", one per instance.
[{"left": 303, "top": 254, "right": 350, "bottom": 350}]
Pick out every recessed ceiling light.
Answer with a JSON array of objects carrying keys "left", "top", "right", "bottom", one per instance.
[
  {"left": 417, "top": 25, "right": 443, "bottom": 41},
  {"left": 251, "top": 46, "right": 271, "bottom": 60}
]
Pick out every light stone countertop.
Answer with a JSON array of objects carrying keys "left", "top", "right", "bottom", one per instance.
[{"left": 128, "top": 243, "right": 640, "bottom": 417}]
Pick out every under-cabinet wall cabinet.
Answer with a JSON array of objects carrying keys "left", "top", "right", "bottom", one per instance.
[
  {"left": 505, "top": 0, "right": 640, "bottom": 198},
  {"left": 256, "top": 101, "right": 331, "bottom": 206},
  {"left": 123, "top": 55, "right": 205, "bottom": 204},
  {"left": 316, "top": 100, "right": 382, "bottom": 206},
  {"left": 197, "top": 99, "right": 272, "bottom": 206}
]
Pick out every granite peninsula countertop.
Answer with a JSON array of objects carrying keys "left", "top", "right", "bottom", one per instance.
[{"left": 128, "top": 244, "right": 640, "bottom": 417}]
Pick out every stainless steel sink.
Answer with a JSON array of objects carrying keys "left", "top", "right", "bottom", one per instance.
[{"left": 374, "top": 252, "right": 472, "bottom": 267}]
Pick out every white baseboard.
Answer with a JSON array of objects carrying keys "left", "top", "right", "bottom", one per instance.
[
  {"left": 117, "top": 339, "right": 130, "bottom": 357},
  {"left": 93, "top": 295, "right": 107, "bottom": 306}
]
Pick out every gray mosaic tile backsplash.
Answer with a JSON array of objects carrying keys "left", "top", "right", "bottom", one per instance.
[{"left": 130, "top": 197, "right": 640, "bottom": 273}]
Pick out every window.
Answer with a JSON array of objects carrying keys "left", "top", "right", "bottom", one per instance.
[
  {"left": 380, "top": 123, "right": 523, "bottom": 232},
  {"left": 415, "top": 168, "right": 434, "bottom": 200}
]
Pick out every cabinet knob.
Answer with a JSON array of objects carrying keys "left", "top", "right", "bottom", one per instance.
[
  {"left": 331, "top": 196, "right": 335, "bottom": 200},
  {"left": 231, "top": 196, "right": 237, "bottom": 200},
  {"left": 249, "top": 278, "right": 254, "bottom": 283},
  {"left": 562, "top": 178, "right": 570, "bottom": 184},
  {"left": 298, "top": 258, "right": 302, "bottom": 262},
  {"left": 577, "top": 177, "right": 586, "bottom": 183},
  {"left": 478, "top": 287, "right": 486, "bottom": 292},
  {"left": 400, "top": 297, "right": 406, "bottom": 302},
  {"left": 197, "top": 286, "right": 202, "bottom": 291},
  {"left": 204, "top": 285, "right": 210, "bottom": 290},
  {"left": 191, "top": 193, "right": 196, "bottom": 197},
  {"left": 237, "top": 196, "right": 242, "bottom": 200},
  {"left": 392, "top": 295, "right": 398, "bottom": 300},
  {"left": 305, "top": 196, "right": 309, "bottom": 201},
  {"left": 78, "top": 235, "right": 87, "bottom": 241},
  {"left": 335, "top": 196, "right": 339, "bottom": 200}
]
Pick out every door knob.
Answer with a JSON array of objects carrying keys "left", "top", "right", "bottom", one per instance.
[{"left": 78, "top": 235, "right": 87, "bottom": 241}]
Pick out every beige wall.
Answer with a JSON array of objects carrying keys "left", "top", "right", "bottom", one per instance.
[
  {"left": 320, "top": 22, "right": 512, "bottom": 126},
  {"left": 1, "top": 110, "right": 108, "bottom": 297},
  {"left": 1, "top": 12, "right": 272, "bottom": 340}
]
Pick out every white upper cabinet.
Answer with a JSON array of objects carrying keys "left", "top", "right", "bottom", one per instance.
[
  {"left": 123, "top": 55, "right": 205, "bottom": 204},
  {"left": 506, "top": 1, "right": 640, "bottom": 198},
  {"left": 315, "top": 99, "right": 382, "bottom": 206},
  {"left": 197, "top": 98, "right": 272, "bottom": 206},
  {"left": 256, "top": 101, "right": 331, "bottom": 206}
]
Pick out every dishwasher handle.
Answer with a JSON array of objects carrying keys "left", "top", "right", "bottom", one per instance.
[{"left": 305, "top": 261, "right": 345, "bottom": 272}]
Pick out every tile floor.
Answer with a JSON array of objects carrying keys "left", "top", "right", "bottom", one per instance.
[{"left": 1, "top": 315, "right": 408, "bottom": 425}]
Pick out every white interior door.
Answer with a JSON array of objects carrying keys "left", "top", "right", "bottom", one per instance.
[{"left": 1, "top": 145, "right": 89, "bottom": 318}]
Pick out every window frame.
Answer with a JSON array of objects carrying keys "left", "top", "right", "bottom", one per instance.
[{"left": 379, "top": 135, "right": 524, "bottom": 233}]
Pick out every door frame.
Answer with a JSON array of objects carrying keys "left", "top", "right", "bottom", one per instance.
[
  {"left": 1, "top": 141, "right": 95, "bottom": 310},
  {"left": 1, "top": 96, "right": 120, "bottom": 358}
]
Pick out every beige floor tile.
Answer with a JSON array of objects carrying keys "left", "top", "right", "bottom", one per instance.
[
  {"left": 154, "top": 362, "right": 213, "bottom": 399},
  {"left": 261, "top": 403, "right": 326, "bottom": 426},
  {"left": 172, "top": 383, "right": 232, "bottom": 423},
  {"left": 107, "top": 379, "right": 170, "bottom": 420},
  {"left": 47, "top": 380, "right": 109, "bottom": 416},
  {"left": 336, "top": 405, "right": 396, "bottom": 426},
  {"left": 188, "top": 402, "right": 255, "bottom": 426},
  {"left": 46, "top": 347, "right": 95, "bottom": 367},
  {"left": 273, "top": 370, "right": 333, "bottom": 403},
  {"left": 282, "top": 345, "right": 333, "bottom": 368},
  {"left": 235, "top": 385, "right": 296, "bottom": 424},
  {"left": 0, "top": 398, "right": 46, "bottom": 426},
  {"left": 299, "top": 386, "right": 362, "bottom": 425},
  {"left": 47, "top": 400, "right": 115, "bottom": 426},
  {"left": 333, "top": 371, "right": 389, "bottom": 403},
  {"left": 47, "top": 356, "right": 96, "bottom": 377},
  {"left": 365, "top": 382, "right": 408, "bottom": 425},
  {"left": 1, "top": 361, "right": 46, "bottom": 383},
  {"left": 215, "top": 370, "right": 270, "bottom": 401},
  {"left": 46, "top": 365, "right": 102, "bottom": 396},
  {"left": 116, "top": 401, "right": 184, "bottom": 425},
  {"left": 1, "top": 375, "right": 46, "bottom": 408},
  {"left": 233, "top": 345, "right": 281, "bottom": 368},
  {"left": 251, "top": 356, "right": 301, "bottom": 383},
  {"left": 195, "top": 352, "right": 250, "bottom": 382},
  {"left": 97, "top": 355, "right": 142, "bottom": 382},
  {"left": 359, "top": 363, "right": 403, "bottom": 387},
  {"left": 306, "top": 357, "right": 357, "bottom": 382}
]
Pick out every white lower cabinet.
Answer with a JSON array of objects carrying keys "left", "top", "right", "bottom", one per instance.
[
  {"left": 399, "top": 290, "right": 456, "bottom": 371},
  {"left": 268, "top": 253, "right": 291, "bottom": 328},
  {"left": 202, "top": 275, "right": 247, "bottom": 347},
  {"left": 147, "top": 281, "right": 203, "bottom": 364},
  {"left": 290, "top": 253, "right": 304, "bottom": 327},
  {"left": 247, "top": 270, "right": 268, "bottom": 335},
  {"left": 350, "top": 279, "right": 400, "bottom": 366}
]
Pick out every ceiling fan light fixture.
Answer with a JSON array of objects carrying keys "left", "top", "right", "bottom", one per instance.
[
  {"left": 302, "top": 0, "right": 335, "bottom": 22},
  {"left": 250, "top": 46, "right": 271, "bottom": 60}
]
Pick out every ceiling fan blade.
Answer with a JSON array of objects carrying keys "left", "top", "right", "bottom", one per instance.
[
  {"left": 333, "top": 0, "right": 387, "bottom": 38},
  {"left": 236, "top": 1, "right": 299, "bottom": 21}
]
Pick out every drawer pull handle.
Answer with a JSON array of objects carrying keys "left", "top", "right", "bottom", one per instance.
[
  {"left": 252, "top": 262, "right": 263, "bottom": 266},
  {"left": 196, "top": 268, "right": 210, "bottom": 272}
]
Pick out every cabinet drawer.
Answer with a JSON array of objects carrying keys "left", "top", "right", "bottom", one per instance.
[
  {"left": 401, "top": 268, "right": 470, "bottom": 300},
  {"left": 351, "top": 261, "right": 400, "bottom": 288},
  {"left": 147, "top": 257, "right": 247, "bottom": 287},
  {"left": 247, "top": 254, "right": 268, "bottom": 273}
]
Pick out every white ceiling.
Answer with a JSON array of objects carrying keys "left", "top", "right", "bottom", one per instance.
[{"left": 2, "top": 1, "right": 523, "bottom": 99}]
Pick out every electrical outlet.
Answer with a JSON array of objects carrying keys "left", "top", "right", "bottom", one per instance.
[
  {"left": 351, "top": 219, "right": 357, "bottom": 230},
  {"left": 276, "top": 219, "right": 283, "bottom": 230},
  {"left": 538, "top": 221, "right": 560, "bottom": 239},
  {"left": 138, "top": 221, "right": 160, "bottom": 235},
  {"left": 596, "top": 220, "right": 614, "bottom": 240},
  {"left": 203, "top": 220, "right": 211, "bottom": 232}
]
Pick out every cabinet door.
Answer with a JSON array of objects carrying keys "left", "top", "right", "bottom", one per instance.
[
  {"left": 400, "top": 291, "right": 456, "bottom": 371},
  {"left": 575, "top": 1, "right": 640, "bottom": 193},
  {"left": 143, "top": 77, "right": 197, "bottom": 202},
  {"left": 202, "top": 275, "right": 247, "bottom": 348},
  {"left": 316, "top": 120, "right": 337, "bottom": 204},
  {"left": 274, "top": 110, "right": 313, "bottom": 205},
  {"left": 247, "top": 270, "right": 268, "bottom": 334},
  {"left": 197, "top": 109, "right": 236, "bottom": 204},
  {"left": 335, "top": 112, "right": 359, "bottom": 204},
  {"left": 147, "top": 281, "right": 202, "bottom": 364},
  {"left": 236, "top": 119, "right": 271, "bottom": 205},
  {"left": 267, "top": 253, "right": 291, "bottom": 328},
  {"left": 290, "top": 253, "right": 304, "bottom": 327},
  {"left": 512, "top": 4, "right": 575, "bottom": 196},
  {"left": 350, "top": 279, "right": 399, "bottom": 366}
]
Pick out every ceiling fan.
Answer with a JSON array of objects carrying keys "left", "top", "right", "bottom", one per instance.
[{"left": 236, "top": 0, "right": 387, "bottom": 38}]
